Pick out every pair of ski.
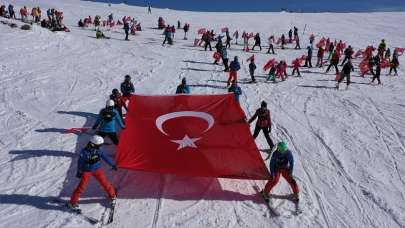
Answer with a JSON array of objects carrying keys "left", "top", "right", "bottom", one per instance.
[
  {"left": 253, "top": 185, "right": 302, "bottom": 216},
  {"left": 53, "top": 198, "right": 116, "bottom": 225}
]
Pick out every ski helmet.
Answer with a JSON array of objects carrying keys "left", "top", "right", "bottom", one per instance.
[
  {"left": 124, "top": 74, "right": 131, "bottom": 80},
  {"left": 181, "top": 77, "right": 186, "bottom": 84},
  {"left": 90, "top": 135, "right": 104, "bottom": 145},
  {"left": 106, "top": 99, "right": 115, "bottom": 107},
  {"left": 261, "top": 101, "right": 267, "bottom": 107},
  {"left": 277, "top": 141, "right": 288, "bottom": 153},
  {"left": 112, "top": 88, "right": 119, "bottom": 94}
]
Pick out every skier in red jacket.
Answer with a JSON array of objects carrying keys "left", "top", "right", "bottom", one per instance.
[{"left": 292, "top": 58, "right": 301, "bottom": 76}]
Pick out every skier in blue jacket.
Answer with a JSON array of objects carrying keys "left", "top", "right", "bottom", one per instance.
[
  {"left": 176, "top": 77, "right": 190, "bottom": 94},
  {"left": 227, "top": 56, "right": 241, "bottom": 86},
  {"left": 68, "top": 135, "right": 117, "bottom": 210},
  {"left": 120, "top": 75, "right": 135, "bottom": 102},
  {"left": 262, "top": 141, "right": 300, "bottom": 201},
  {"left": 92, "top": 100, "right": 125, "bottom": 145}
]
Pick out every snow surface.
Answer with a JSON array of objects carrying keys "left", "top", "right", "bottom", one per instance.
[{"left": 1, "top": 0, "right": 405, "bottom": 227}]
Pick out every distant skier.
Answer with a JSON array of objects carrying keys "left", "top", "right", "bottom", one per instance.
[
  {"left": 68, "top": 135, "right": 117, "bottom": 210},
  {"left": 228, "top": 56, "right": 241, "bottom": 87},
  {"left": 389, "top": 50, "right": 399, "bottom": 76},
  {"left": 267, "top": 35, "right": 275, "bottom": 54},
  {"left": 176, "top": 77, "right": 191, "bottom": 94},
  {"left": 303, "top": 46, "right": 313, "bottom": 68},
  {"left": 249, "top": 58, "right": 257, "bottom": 82},
  {"left": 162, "top": 25, "right": 173, "bottom": 45},
  {"left": 326, "top": 50, "right": 340, "bottom": 74},
  {"left": 92, "top": 100, "right": 125, "bottom": 145},
  {"left": 120, "top": 75, "right": 135, "bottom": 103},
  {"left": 281, "top": 34, "right": 286, "bottom": 49},
  {"left": 221, "top": 46, "right": 230, "bottom": 72},
  {"left": 243, "top": 32, "right": 249, "bottom": 51},
  {"left": 8, "top": 4, "right": 16, "bottom": 19},
  {"left": 294, "top": 34, "right": 300, "bottom": 49},
  {"left": 336, "top": 59, "right": 354, "bottom": 89},
  {"left": 248, "top": 101, "right": 275, "bottom": 149},
  {"left": 148, "top": 4, "right": 152, "bottom": 14},
  {"left": 327, "top": 42, "right": 335, "bottom": 60},
  {"left": 377, "top": 39, "right": 386, "bottom": 60},
  {"left": 233, "top": 30, "right": 239, "bottom": 44},
  {"left": 252, "top": 33, "right": 262, "bottom": 51},
  {"left": 292, "top": 58, "right": 301, "bottom": 76},
  {"left": 316, "top": 46, "right": 325, "bottom": 67},
  {"left": 202, "top": 31, "right": 212, "bottom": 51},
  {"left": 267, "top": 66, "right": 277, "bottom": 82},
  {"left": 370, "top": 62, "right": 382, "bottom": 85},
  {"left": 225, "top": 31, "right": 232, "bottom": 49},
  {"left": 110, "top": 89, "right": 128, "bottom": 119},
  {"left": 183, "top": 23, "right": 189, "bottom": 40},
  {"left": 288, "top": 29, "right": 293, "bottom": 43},
  {"left": 340, "top": 45, "right": 353, "bottom": 66},
  {"left": 228, "top": 80, "right": 242, "bottom": 102},
  {"left": 261, "top": 141, "right": 300, "bottom": 202},
  {"left": 123, "top": 20, "right": 129, "bottom": 41}
]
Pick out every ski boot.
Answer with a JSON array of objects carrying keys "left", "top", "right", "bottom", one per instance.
[
  {"left": 66, "top": 202, "right": 81, "bottom": 213},
  {"left": 292, "top": 192, "right": 300, "bottom": 203}
]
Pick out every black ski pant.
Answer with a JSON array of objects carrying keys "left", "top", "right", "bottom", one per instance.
[
  {"left": 253, "top": 126, "right": 274, "bottom": 149},
  {"left": 204, "top": 41, "right": 212, "bottom": 51},
  {"left": 250, "top": 70, "right": 256, "bottom": 82},
  {"left": 125, "top": 30, "right": 129, "bottom": 40},
  {"left": 292, "top": 68, "right": 301, "bottom": 76},
  {"left": 267, "top": 44, "right": 275, "bottom": 54},
  {"left": 222, "top": 58, "right": 229, "bottom": 71},
  {"left": 338, "top": 73, "right": 351, "bottom": 86},
  {"left": 304, "top": 57, "right": 312, "bottom": 68},
  {"left": 97, "top": 131, "right": 119, "bottom": 145},
  {"left": 326, "top": 62, "right": 339, "bottom": 74},
  {"left": 252, "top": 43, "right": 262, "bottom": 51},
  {"left": 341, "top": 56, "right": 351, "bottom": 66},
  {"left": 389, "top": 66, "right": 397, "bottom": 75},
  {"left": 371, "top": 74, "right": 381, "bottom": 84}
]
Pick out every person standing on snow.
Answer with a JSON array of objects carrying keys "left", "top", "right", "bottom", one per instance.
[
  {"left": 110, "top": 89, "right": 128, "bottom": 119},
  {"left": 389, "top": 50, "right": 399, "bottom": 76},
  {"left": 120, "top": 75, "right": 135, "bottom": 102},
  {"left": 377, "top": 39, "right": 386, "bottom": 60},
  {"left": 221, "top": 46, "right": 230, "bottom": 72},
  {"left": 252, "top": 33, "right": 262, "bottom": 51},
  {"left": 294, "top": 34, "right": 301, "bottom": 49},
  {"left": 8, "top": 4, "right": 16, "bottom": 19},
  {"left": 316, "top": 46, "right": 325, "bottom": 67},
  {"left": 261, "top": 141, "right": 300, "bottom": 202},
  {"left": 288, "top": 29, "right": 293, "bottom": 43},
  {"left": 248, "top": 101, "right": 275, "bottom": 150},
  {"left": 249, "top": 58, "right": 257, "bottom": 83},
  {"left": 340, "top": 45, "right": 353, "bottom": 66},
  {"left": 336, "top": 59, "right": 354, "bottom": 89},
  {"left": 92, "top": 100, "right": 125, "bottom": 145},
  {"left": 304, "top": 46, "right": 313, "bottom": 68},
  {"left": 202, "top": 31, "right": 212, "bottom": 51},
  {"left": 68, "top": 135, "right": 117, "bottom": 210},
  {"left": 183, "top": 23, "right": 189, "bottom": 40},
  {"left": 225, "top": 31, "right": 232, "bottom": 49},
  {"left": 371, "top": 62, "right": 382, "bottom": 85},
  {"left": 327, "top": 42, "right": 335, "bottom": 60},
  {"left": 227, "top": 56, "right": 241, "bottom": 87},
  {"left": 292, "top": 58, "right": 301, "bottom": 76},
  {"left": 228, "top": 80, "right": 242, "bottom": 102},
  {"left": 326, "top": 50, "right": 340, "bottom": 74},
  {"left": 176, "top": 77, "right": 191, "bottom": 94},
  {"left": 267, "top": 35, "right": 275, "bottom": 54},
  {"left": 123, "top": 20, "right": 130, "bottom": 41}
]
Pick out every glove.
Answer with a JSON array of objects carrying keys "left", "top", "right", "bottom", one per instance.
[
  {"left": 76, "top": 171, "right": 83, "bottom": 178},
  {"left": 112, "top": 165, "right": 118, "bottom": 171}
]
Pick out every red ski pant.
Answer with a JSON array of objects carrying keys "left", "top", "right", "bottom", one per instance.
[
  {"left": 264, "top": 169, "right": 299, "bottom": 194},
  {"left": 70, "top": 169, "right": 116, "bottom": 204},
  {"left": 227, "top": 71, "right": 238, "bottom": 85}
]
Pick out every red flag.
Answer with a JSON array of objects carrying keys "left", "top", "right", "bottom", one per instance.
[
  {"left": 117, "top": 94, "right": 270, "bottom": 180},
  {"left": 197, "top": 28, "right": 206, "bottom": 35}
]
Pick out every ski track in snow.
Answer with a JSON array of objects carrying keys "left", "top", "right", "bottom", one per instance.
[{"left": 1, "top": 0, "right": 405, "bottom": 227}]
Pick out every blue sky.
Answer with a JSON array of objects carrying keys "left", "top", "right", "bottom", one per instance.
[{"left": 85, "top": 0, "right": 405, "bottom": 12}]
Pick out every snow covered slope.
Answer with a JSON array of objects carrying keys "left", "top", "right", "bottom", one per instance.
[{"left": 1, "top": 0, "right": 405, "bottom": 227}]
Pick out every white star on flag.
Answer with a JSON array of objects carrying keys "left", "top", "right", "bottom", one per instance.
[{"left": 171, "top": 135, "right": 201, "bottom": 150}]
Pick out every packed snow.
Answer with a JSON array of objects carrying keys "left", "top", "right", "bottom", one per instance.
[{"left": 0, "top": 0, "right": 405, "bottom": 227}]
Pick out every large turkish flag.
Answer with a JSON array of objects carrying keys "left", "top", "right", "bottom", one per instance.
[{"left": 116, "top": 94, "right": 270, "bottom": 180}]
